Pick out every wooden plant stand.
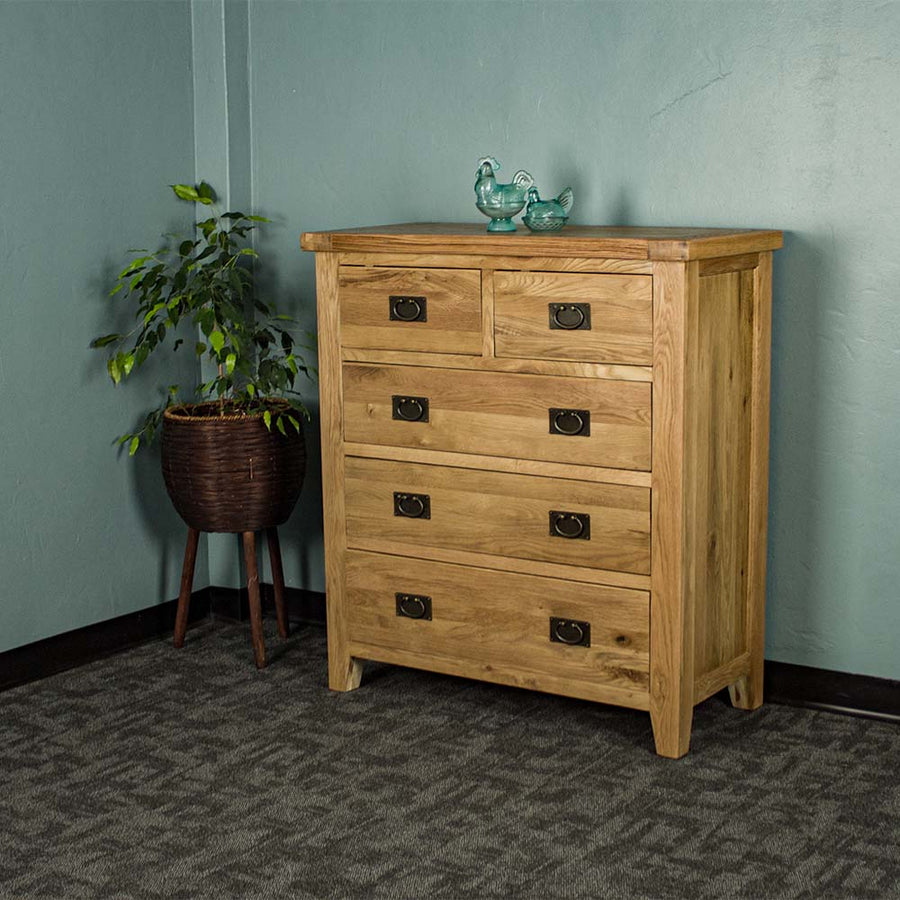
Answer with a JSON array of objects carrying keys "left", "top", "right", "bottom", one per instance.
[{"left": 173, "top": 526, "right": 289, "bottom": 669}]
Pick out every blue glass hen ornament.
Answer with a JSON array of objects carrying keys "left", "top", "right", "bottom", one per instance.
[
  {"left": 522, "top": 186, "right": 574, "bottom": 232},
  {"left": 474, "top": 156, "right": 534, "bottom": 232}
]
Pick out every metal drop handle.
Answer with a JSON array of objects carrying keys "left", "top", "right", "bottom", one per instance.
[
  {"left": 394, "top": 492, "right": 431, "bottom": 519},
  {"left": 550, "top": 303, "right": 590, "bottom": 330},
  {"left": 550, "top": 511, "right": 590, "bottom": 540},
  {"left": 392, "top": 395, "right": 429, "bottom": 422},
  {"left": 396, "top": 593, "right": 432, "bottom": 620},
  {"left": 549, "top": 408, "right": 590, "bottom": 437},
  {"left": 390, "top": 295, "right": 427, "bottom": 322},
  {"left": 549, "top": 617, "right": 591, "bottom": 647}
]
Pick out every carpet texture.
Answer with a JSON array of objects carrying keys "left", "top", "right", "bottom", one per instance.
[{"left": 0, "top": 621, "right": 898, "bottom": 900}]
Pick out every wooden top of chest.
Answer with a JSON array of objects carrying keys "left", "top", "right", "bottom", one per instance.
[{"left": 300, "top": 223, "right": 783, "bottom": 261}]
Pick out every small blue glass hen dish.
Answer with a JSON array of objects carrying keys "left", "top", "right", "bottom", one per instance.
[{"left": 522, "top": 186, "right": 574, "bottom": 232}]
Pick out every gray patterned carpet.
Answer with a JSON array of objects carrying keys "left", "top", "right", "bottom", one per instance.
[{"left": 1, "top": 620, "right": 898, "bottom": 900}]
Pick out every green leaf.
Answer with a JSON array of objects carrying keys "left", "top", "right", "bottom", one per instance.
[
  {"left": 248, "top": 215, "right": 269, "bottom": 222},
  {"left": 107, "top": 357, "right": 121, "bottom": 384},
  {"left": 122, "top": 353, "right": 135, "bottom": 377},
  {"left": 109, "top": 283, "right": 124, "bottom": 297},
  {"left": 179, "top": 239, "right": 195, "bottom": 257},
  {"left": 225, "top": 352, "right": 236, "bottom": 375},
  {"left": 239, "top": 248, "right": 258, "bottom": 257},
  {"left": 288, "top": 415, "right": 301, "bottom": 434},
  {"left": 209, "top": 331, "right": 225, "bottom": 354},
  {"left": 246, "top": 383, "right": 256, "bottom": 398},
  {"left": 128, "top": 436, "right": 140, "bottom": 456},
  {"left": 195, "top": 341, "right": 207, "bottom": 356},
  {"left": 90, "top": 334, "right": 122, "bottom": 348},
  {"left": 197, "top": 181, "right": 216, "bottom": 202},
  {"left": 143, "top": 302, "right": 166, "bottom": 325},
  {"left": 263, "top": 410, "right": 272, "bottom": 431},
  {"left": 172, "top": 183, "right": 200, "bottom": 202},
  {"left": 276, "top": 415, "right": 287, "bottom": 436}
]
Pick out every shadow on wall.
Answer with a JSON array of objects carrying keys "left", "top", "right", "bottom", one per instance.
[
  {"left": 767, "top": 230, "right": 828, "bottom": 659},
  {"left": 130, "top": 442, "right": 194, "bottom": 601}
]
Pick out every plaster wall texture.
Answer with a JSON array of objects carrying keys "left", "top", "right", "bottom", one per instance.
[
  {"left": 0, "top": 0, "right": 203, "bottom": 652},
  {"left": 246, "top": 0, "right": 900, "bottom": 679}
]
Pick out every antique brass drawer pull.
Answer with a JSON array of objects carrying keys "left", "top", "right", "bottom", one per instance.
[
  {"left": 389, "top": 295, "right": 427, "bottom": 322},
  {"left": 392, "top": 395, "right": 429, "bottom": 422},
  {"left": 549, "top": 302, "right": 591, "bottom": 331},
  {"left": 550, "top": 617, "right": 591, "bottom": 647},
  {"left": 549, "top": 408, "right": 590, "bottom": 436},
  {"left": 394, "top": 492, "right": 431, "bottom": 519},
  {"left": 396, "top": 593, "right": 432, "bottom": 620}
]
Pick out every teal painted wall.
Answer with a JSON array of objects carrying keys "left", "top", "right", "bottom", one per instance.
[
  {"left": 3, "top": 0, "right": 898, "bottom": 682},
  {"left": 0, "top": 1, "right": 203, "bottom": 652},
  {"left": 246, "top": 0, "right": 900, "bottom": 680}
]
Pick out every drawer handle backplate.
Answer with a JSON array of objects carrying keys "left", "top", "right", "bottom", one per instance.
[
  {"left": 550, "top": 617, "right": 591, "bottom": 647},
  {"left": 549, "top": 510, "right": 591, "bottom": 540},
  {"left": 549, "top": 408, "right": 591, "bottom": 437},
  {"left": 390, "top": 295, "right": 427, "bottom": 323},
  {"left": 392, "top": 395, "right": 430, "bottom": 422},
  {"left": 396, "top": 593, "right": 432, "bottom": 620},
  {"left": 549, "top": 303, "right": 591, "bottom": 331},
  {"left": 394, "top": 492, "right": 431, "bottom": 519}
]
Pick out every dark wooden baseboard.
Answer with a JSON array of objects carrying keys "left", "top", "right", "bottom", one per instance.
[
  {"left": 764, "top": 660, "right": 900, "bottom": 724},
  {"left": 209, "top": 584, "right": 326, "bottom": 626},
  {"left": 0, "top": 586, "right": 325, "bottom": 694},
  {"left": 2, "top": 601, "right": 898, "bottom": 725}
]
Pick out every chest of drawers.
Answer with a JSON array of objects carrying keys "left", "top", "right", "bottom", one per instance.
[{"left": 301, "top": 224, "right": 782, "bottom": 758}]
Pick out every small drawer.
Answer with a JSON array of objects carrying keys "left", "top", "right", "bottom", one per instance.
[
  {"left": 342, "top": 363, "right": 651, "bottom": 471},
  {"left": 494, "top": 271, "right": 653, "bottom": 365},
  {"left": 339, "top": 266, "right": 481, "bottom": 354},
  {"left": 345, "top": 551, "right": 650, "bottom": 694},
  {"left": 345, "top": 457, "right": 650, "bottom": 575}
]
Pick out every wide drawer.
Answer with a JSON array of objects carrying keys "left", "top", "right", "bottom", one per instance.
[
  {"left": 345, "top": 457, "right": 650, "bottom": 575},
  {"left": 339, "top": 265, "right": 482, "bottom": 354},
  {"left": 494, "top": 271, "right": 652, "bottom": 365},
  {"left": 345, "top": 551, "right": 650, "bottom": 695},
  {"left": 342, "top": 363, "right": 651, "bottom": 471}
]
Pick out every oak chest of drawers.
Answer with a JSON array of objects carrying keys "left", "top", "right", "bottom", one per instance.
[{"left": 301, "top": 224, "right": 782, "bottom": 758}]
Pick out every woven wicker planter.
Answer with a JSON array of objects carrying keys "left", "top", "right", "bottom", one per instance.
[{"left": 161, "top": 401, "right": 306, "bottom": 533}]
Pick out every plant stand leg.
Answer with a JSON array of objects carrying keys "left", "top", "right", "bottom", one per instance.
[
  {"left": 174, "top": 527, "right": 201, "bottom": 649},
  {"left": 266, "top": 527, "right": 288, "bottom": 640},
  {"left": 242, "top": 531, "right": 266, "bottom": 669}
]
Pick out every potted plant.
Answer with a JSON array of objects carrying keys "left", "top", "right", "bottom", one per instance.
[{"left": 92, "top": 181, "right": 311, "bottom": 667}]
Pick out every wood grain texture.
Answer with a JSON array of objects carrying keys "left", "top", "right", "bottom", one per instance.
[
  {"left": 342, "top": 442, "right": 652, "bottom": 487},
  {"left": 347, "top": 537, "right": 651, "bottom": 591},
  {"left": 337, "top": 252, "right": 654, "bottom": 274},
  {"left": 494, "top": 271, "right": 653, "bottom": 365},
  {"left": 301, "top": 224, "right": 783, "bottom": 260},
  {"left": 688, "top": 271, "right": 753, "bottom": 686},
  {"left": 649, "top": 260, "right": 697, "bottom": 759},
  {"left": 695, "top": 652, "right": 751, "bottom": 705},
  {"left": 339, "top": 265, "right": 481, "bottom": 354},
  {"left": 341, "top": 347, "right": 653, "bottom": 382},
  {"left": 342, "top": 362, "right": 652, "bottom": 471},
  {"left": 316, "top": 253, "right": 363, "bottom": 691},
  {"left": 345, "top": 551, "right": 650, "bottom": 695},
  {"left": 729, "top": 252, "right": 773, "bottom": 711},
  {"left": 348, "top": 641, "right": 651, "bottom": 710},
  {"left": 344, "top": 457, "right": 651, "bottom": 574}
]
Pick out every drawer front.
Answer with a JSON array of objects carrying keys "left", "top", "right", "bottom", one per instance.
[
  {"left": 345, "top": 551, "right": 650, "bottom": 694},
  {"left": 339, "top": 266, "right": 482, "bottom": 354},
  {"left": 342, "top": 363, "right": 651, "bottom": 471},
  {"left": 494, "top": 271, "right": 652, "bottom": 365},
  {"left": 345, "top": 457, "right": 650, "bottom": 575}
]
